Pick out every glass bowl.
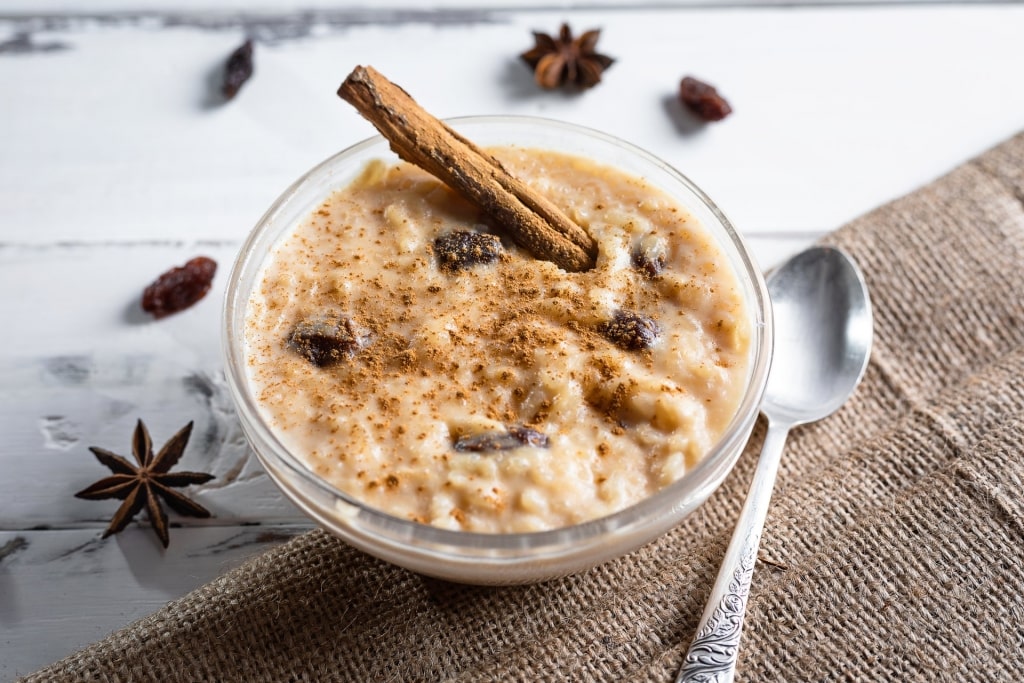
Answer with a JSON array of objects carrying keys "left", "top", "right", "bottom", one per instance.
[{"left": 222, "top": 116, "right": 773, "bottom": 585}]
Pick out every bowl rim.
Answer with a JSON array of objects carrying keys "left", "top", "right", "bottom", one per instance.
[{"left": 222, "top": 114, "right": 773, "bottom": 555}]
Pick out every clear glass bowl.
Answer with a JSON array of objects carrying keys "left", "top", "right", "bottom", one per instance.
[{"left": 222, "top": 116, "right": 773, "bottom": 585}]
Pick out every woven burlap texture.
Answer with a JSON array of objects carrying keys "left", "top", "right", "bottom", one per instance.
[{"left": 24, "top": 132, "right": 1024, "bottom": 682}]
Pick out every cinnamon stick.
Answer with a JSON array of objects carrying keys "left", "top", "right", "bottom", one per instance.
[{"left": 337, "top": 65, "right": 598, "bottom": 272}]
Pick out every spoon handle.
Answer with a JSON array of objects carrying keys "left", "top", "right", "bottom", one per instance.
[{"left": 676, "top": 420, "right": 791, "bottom": 683}]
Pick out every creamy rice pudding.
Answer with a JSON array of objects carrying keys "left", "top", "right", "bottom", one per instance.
[{"left": 245, "top": 147, "right": 751, "bottom": 533}]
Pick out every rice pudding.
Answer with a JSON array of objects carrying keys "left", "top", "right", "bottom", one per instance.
[{"left": 245, "top": 147, "right": 752, "bottom": 533}]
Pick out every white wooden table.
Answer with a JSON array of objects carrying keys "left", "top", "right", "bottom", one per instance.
[{"left": 2, "top": 1, "right": 1022, "bottom": 677}]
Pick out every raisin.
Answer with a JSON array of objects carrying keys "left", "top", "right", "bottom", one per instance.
[
  {"left": 679, "top": 76, "right": 732, "bottom": 122},
  {"left": 632, "top": 234, "right": 667, "bottom": 278},
  {"left": 222, "top": 39, "right": 254, "bottom": 100},
  {"left": 434, "top": 231, "right": 503, "bottom": 272},
  {"left": 454, "top": 425, "right": 549, "bottom": 452},
  {"left": 597, "top": 310, "right": 660, "bottom": 351},
  {"left": 508, "top": 425, "right": 549, "bottom": 448},
  {"left": 288, "top": 314, "right": 366, "bottom": 366},
  {"left": 141, "top": 256, "right": 217, "bottom": 319}
]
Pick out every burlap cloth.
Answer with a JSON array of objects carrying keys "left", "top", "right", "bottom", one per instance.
[{"left": 25, "top": 132, "right": 1024, "bottom": 682}]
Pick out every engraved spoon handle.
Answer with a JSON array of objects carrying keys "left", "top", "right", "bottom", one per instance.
[{"left": 676, "top": 419, "right": 791, "bottom": 683}]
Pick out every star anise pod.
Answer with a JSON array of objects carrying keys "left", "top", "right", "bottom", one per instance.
[
  {"left": 75, "top": 420, "right": 214, "bottom": 548},
  {"left": 520, "top": 23, "right": 614, "bottom": 91}
]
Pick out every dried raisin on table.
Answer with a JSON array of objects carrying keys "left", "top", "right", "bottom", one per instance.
[
  {"left": 222, "top": 39, "right": 254, "bottom": 100},
  {"left": 434, "top": 231, "right": 503, "bottom": 272},
  {"left": 288, "top": 314, "right": 366, "bottom": 367},
  {"left": 141, "top": 256, "right": 217, "bottom": 319},
  {"left": 597, "top": 310, "right": 660, "bottom": 351},
  {"left": 679, "top": 76, "right": 732, "bottom": 122},
  {"left": 454, "top": 426, "right": 549, "bottom": 452}
]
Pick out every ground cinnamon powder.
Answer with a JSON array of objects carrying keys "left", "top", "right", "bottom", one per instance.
[{"left": 244, "top": 147, "right": 752, "bottom": 532}]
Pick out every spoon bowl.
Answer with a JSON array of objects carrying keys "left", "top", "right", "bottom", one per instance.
[
  {"left": 677, "top": 245, "right": 872, "bottom": 682},
  {"left": 764, "top": 246, "right": 873, "bottom": 424}
]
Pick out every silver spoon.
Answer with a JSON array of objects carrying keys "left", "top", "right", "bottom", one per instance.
[{"left": 676, "top": 246, "right": 873, "bottom": 683}]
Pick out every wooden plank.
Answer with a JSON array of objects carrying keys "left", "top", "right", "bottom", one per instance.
[
  {"left": 0, "top": 234, "right": 814, "bottom": 677},
  {"left": 0, "top": 526, "right": 308, "bottom": 678},
  {"left": 0, "top": 243, "right": 305, "bottom": 528},
  {"left": 0, "top": 1, "right": 1014, "bottom": 13},
  {"left": 0, "top": 7, "right": 1021, "bottom": 244},
  {"left": 0, "top": 236, "right": 814, "bottom": 530}
]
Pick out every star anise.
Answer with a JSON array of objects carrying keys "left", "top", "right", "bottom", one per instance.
[
  {"left": 520, "top": 23, "right": 615, "bottom": 91},
  {"left": 75, "top": 420, "right": 214, "bottom": 548}
]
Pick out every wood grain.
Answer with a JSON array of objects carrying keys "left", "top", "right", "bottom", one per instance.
[{"left": 2, "top": 6, "right": 1023, "bottom": 244}]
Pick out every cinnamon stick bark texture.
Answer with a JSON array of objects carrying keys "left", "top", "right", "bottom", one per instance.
[{"left": 337, "top": 65, "right": 598, "bottom": 272}]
